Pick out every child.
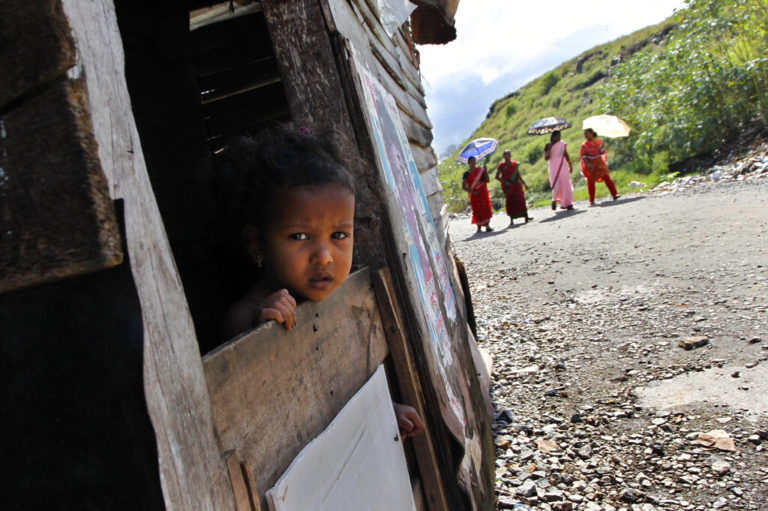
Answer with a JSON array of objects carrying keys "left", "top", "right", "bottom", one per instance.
[{"left": 218, "top": 127, "right": 424, "bottom": 438}]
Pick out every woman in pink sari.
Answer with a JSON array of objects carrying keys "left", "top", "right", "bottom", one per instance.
[
  {"left": 462, "top": 156, "right": 493, "bottom": 232},
  {"left": 580, "top": 128, "right": 620, "bottom": 206},
  {"left": 544, "top": 130, "right": 574, "bottom": 211}
]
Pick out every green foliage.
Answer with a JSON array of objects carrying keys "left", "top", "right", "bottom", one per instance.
[
  {"left": 600, "top": 0, "right": 768, "bottom": 168},
  {"left": 505, "top": 101, "right": 517, "bottom": 118},
  {"left": 539, "top": 71, "right": 560, "bottom": 95}
]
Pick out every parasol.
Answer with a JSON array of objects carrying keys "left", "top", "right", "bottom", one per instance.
[
  {"left": 527, "top": 117, "right": 571, "bottom": 135},
  {"left": 456, "top": 138, "right": 499, "bottom": 164},
  {"left": 582, "top": 115, "right": 631, "bottom": 138}
]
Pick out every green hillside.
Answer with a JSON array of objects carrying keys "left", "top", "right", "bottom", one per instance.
[{"left": 439, "top": 0, "right": 768, "bottom": 212}]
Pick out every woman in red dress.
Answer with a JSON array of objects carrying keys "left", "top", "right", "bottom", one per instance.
[
  {"left": 495, "top": 149, "right": 532, "bottom": 226},
  {"left": 580, "top": 128, "right": 620, "bottom": 206},
  {"left": 462, "top": 156, "right": 493, "bottom": 232}
]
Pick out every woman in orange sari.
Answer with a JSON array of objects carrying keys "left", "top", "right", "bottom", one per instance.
[
  {"left": 462, "top": 156, "right": 493, "bottom": 232},
  {"left": 580, "top": 128, "right": 620, "bottom": 206}
]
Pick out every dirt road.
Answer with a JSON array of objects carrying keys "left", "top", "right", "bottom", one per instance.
[{"left": 449, "top": 177, "right": 768, "bottom": 510}]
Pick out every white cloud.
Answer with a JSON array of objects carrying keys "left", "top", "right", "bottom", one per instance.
[
  {"left": 419, "top": 0, "right": 684, "bottom": 85},
  {"left": 417, "top": 0, "right": 686, "bottom": 154}
]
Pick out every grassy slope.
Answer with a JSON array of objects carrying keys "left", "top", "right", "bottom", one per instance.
[{"left": 439, "top": 20, "right": 676, "bottom": 212}]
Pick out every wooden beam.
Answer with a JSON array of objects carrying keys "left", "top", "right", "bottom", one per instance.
[
  {"left": 60, "top": 1, "right": 236, "bottom": 508},
  {"left": 261, "top": 0, "right": 356, "bottom": 139},
  {"left": 0, "top": 0, "right": 75, "bottom": 107},
  {"left": 0, "top": 78, "right": 122, "bottom": 293},
  {"left": 372, "top": 268, "right": 450, "bottom": 511}
]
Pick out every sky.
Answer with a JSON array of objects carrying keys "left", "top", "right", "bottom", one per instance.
[{"left": 416, "top": 0, "right": 686, "bottom": 157}]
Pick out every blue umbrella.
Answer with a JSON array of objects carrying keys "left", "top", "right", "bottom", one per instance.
[{"left": 456, "top": 138, "right": 499, "bottom": 164}]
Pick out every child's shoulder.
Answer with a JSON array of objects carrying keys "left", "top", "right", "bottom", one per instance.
[{"left": 222, "top": 285, "right": 269, "bottom": 339}]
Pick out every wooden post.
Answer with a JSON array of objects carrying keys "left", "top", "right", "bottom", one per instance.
[
  {"left": 373, "top": 268, "right": 450, "bottom": 511},
  {"left": 59, "top": 1, "right": 236, "bottom": 508}
]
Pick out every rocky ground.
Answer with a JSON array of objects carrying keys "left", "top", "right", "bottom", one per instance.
[{"left": 448, "top": 145, "right": 768, "bottom": 510}]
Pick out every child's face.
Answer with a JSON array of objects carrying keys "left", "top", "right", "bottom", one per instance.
[{"left": 258, "top": 184, "right": 354, "bottom": 302}]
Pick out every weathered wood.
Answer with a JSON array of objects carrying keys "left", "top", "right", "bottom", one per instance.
[
  {"left": 410, "top": 144, "right": 438, "bottom": 173},
  {"left": 403, "top": 117, "right": 434, "bottom": 152},
  {"left": 373, "top": 268, "right": 450, "bottom": 511},
  {"left": 0, "top": 78, "right": 122, "bottom": 293},
  {"left": 241, "top": 462, "right": 263, "bottom": 511},
  {"left": 371, "top": 56, "right": 433, "bottom": 129},
  {"left": 418, "top": 167, "right": 444, "bottom": 198},
  {"left": 353, "top": 0, "right": 425, "bottom": 98},
  {"left": 226, "top": 451, "right": 255, "bottom": 511},
  {"left": 262, "top": 0, "right": 357, "bottom": 138},
  {"left": 368, "top": 35, "right": 428, "bottom": 114},
  {"left": 60, "top": 1, "right": 236, "bottom": 508},
  {"left": 0, "top": 0, "right": 75, "bottom": 107},
  {"left": 203, "top": 268, "right": 390, "bottom": 511}
]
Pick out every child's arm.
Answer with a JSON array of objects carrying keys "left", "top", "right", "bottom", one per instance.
[{"left": 393, "top": 402, "right": 425, "bottom": 438}]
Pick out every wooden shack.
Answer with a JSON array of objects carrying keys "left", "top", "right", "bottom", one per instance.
[{"left": 0, "top": 0, "right": 494, "bottom": 509}]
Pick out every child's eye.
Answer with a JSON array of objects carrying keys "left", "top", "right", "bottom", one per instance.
[
  {"left": 290, "top": 233, "right": 309, "bottom": 241},
  {"left": 331, "top": 232, "right": 349, "bottom": 240}
]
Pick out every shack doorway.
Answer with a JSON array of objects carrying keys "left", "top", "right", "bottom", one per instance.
[{"left": 114, "top": 0, "right": 289, "bottom": 353}]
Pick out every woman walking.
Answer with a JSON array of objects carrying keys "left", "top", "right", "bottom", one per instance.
[
  {"left": 544, "top": 130, "right": 574, "bottom": 210},
  {"left": 462, "top": 156, "right": 493, "bottom": 232},
  {"left": 580, "top": 128, "right": 620, "bottom": 206},
  {"left": 495, "top": 150, "right": 532, "bottom": 226}
]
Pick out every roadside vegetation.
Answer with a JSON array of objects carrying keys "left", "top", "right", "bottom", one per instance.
[{"left": 438, "top": 0, "right": 768, "bottom": 213}]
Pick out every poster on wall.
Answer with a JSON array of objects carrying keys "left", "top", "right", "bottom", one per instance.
[{"left": 352, "top": 55, "right": 488, "bottom": 489}]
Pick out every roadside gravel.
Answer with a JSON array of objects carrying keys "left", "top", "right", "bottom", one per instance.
[{"left": 448, "top": 165, "right": 768, "bottom": 510}]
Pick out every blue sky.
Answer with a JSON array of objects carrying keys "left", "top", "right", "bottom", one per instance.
[{"left": 416, "top": 0, "right": 686, "bottom": 156}]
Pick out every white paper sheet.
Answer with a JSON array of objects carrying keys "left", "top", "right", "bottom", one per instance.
[{"left": 266, "top": 365, "right": 417, "bottom": 511}]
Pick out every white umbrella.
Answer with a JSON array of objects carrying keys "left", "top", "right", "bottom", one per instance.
[{"left": 582, "top": 115, "right": 631, "bottom": 138}]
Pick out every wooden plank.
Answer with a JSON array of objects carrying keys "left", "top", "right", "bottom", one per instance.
[
  {"left": 60, "top": 1, "right": 237, "bottom": 508},
  {"left": 370, "top": 56, "right": 433, "bottom": 130},
  {"left": 226, "top": 451, "right": 256, "bottom": 511},
  {"left": 353, "top": 0, "right": 425, "bottom": 98},
  {"left": 0, "top": 78, "right": 123, "bottom": 293},
  {"left": 203, "top": 267, "right": 390, "bottom": 511},
  {"left": 261, "top": 0, "right": 357, "bottom": 141},
  {"left": 0, "top": 0, "right": 75, "bottom": 107},
  {"left": 418, "top": 167, "right": 443, "bottom": 198},
  {"left": 372, "top": 269, "right": 450, "bottom": 511},
  {"left": 402, "top": 116, "right": 434, "bottom": 150},
  {"left": 366, "top": 31, "right": 427, "bottom": 110},
  {"left": 241, "top": 462, "right": 263, "bottom": 511},
  {"left": 410, "top": 144, "right": 438, "bottom": 173}
]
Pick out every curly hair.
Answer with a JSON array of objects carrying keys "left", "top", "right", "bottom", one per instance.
[{"left": 215, "top": 126, "right": 356, "bottom": 236}]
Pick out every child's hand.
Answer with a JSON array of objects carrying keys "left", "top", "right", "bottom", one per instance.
[
  {"left": 393, "top": 403, "right": 425, "bottom": 439},
  {"left": 255, "top": 289, "right": 297, "bottom": 330}
]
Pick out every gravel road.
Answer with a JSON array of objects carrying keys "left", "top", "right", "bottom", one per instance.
[{"left": 448, "top": 174, "right": 768, "bottom": 510}]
